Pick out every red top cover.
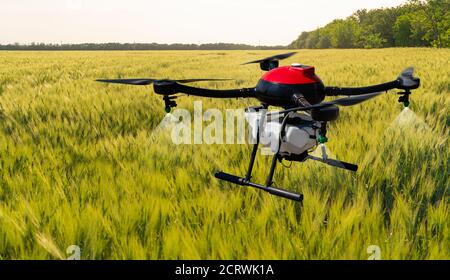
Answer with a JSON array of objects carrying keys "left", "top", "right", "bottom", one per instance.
[{"left": 262, "top": 66, "right": 321, "bottom": 85}]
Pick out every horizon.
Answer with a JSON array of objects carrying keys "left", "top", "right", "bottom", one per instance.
[
  {"left": 1, "top": 0, "right": 407, "bottom": 46},
  {"left": 1, "top": 42, "right": 287, "bottom": 47}
]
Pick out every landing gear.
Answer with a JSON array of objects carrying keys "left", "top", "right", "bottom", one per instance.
[
  {"left": 215, "top": 106, "right": 359, "bottom": 202},
  {"left": 215, "top": 106, "right": 303, "bottom": 202},
  {"left": 215, "top": 142, "right": 304, "bottom": 202}
]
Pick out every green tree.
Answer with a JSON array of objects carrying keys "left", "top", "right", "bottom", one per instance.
[
  {"left": 409, "top": 0, "right": 450, "bottom": 48},
  {"left": 352, "top": 7, "right": 401, "bottom": 47},
  {"left": 317, "top": 30, "right": 332, "bottom": 48},
  {"left": 304, "top": 30, "right": 320, "bottom": 49},
  {"left": 329, "top": 20, "right": 360, "bottom": 48},
  {"left": 394, "top": 13, "right": 428, "bottom": 46},
  {"left": 290, "top": 31, "right": 310, "bottom": 48},
  {"left": 288, "top": 0, "right": 449, "bottom": 49},
  {"left": 359, "top": 33, "right": 387, "bottom": 48}
]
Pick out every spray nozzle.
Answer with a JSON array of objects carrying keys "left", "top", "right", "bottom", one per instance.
[
  {"left": 398, "top": 90, "right": 411, "bottom": 108},
  {"left": 318, "top": 135, "right": 328, "bottom": 144},
  {"left": 318, "top": 122, "right": 328, "bottom": 144},
  {"left": 163, "top": 96, "right": 177, "bottom": 113}
]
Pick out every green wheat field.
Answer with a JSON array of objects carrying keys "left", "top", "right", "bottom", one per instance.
[{"left": 0, "top": 48, "right": 448, "bottom": 259}]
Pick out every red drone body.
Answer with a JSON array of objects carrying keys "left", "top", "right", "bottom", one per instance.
[
  {"left": 256, "top": 64, "right": 326, "bottom": 107},
  {"left": 262, "top": 65, "right": 321, "bottom": 85}
]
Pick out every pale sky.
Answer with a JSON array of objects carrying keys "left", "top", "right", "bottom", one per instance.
[{"left": 1, "top": 0, "right": 408, "bottom": 46}]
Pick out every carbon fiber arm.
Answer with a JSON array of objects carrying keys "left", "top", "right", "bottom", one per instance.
[
  {"left": 154, "top": 82, "right": 257, "bottom": 98},
  {"left": 325, "top": 68, "right": 420, "bottom": 96},
  {"left": 325, "top": 80, "right": 400, "bottom": 96}
]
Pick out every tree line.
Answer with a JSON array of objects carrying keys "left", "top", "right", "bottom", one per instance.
[
  {"left": 1, "top": 0, "right": 447, "bottom": 51},
  {"left": 289, "top": 0, "right": 449, "bottom": 49},
  {"left": 0, "top": 42, "right": 286, "bottom": 51}
]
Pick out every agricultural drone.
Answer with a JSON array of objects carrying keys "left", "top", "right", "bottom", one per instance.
[{"left": 97, "top": 52, "right": 420, "bottom": 202}]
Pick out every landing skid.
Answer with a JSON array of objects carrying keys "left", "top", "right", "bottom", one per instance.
[
  {"left": 215, "top": 144, "right": 358, "bottom": 202},
  {"left": 215, "top": 171, "right": 303, "bottom": 201},
  {"left": 215, "top": 138, "right": 305, "bottom": 202}
]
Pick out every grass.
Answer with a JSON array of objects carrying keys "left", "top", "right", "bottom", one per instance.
[{"left": 0, "top": 48, "right": 448, "bottom": 259}]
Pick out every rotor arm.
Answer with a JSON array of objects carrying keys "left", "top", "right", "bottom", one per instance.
[
  {"left": 325, "top": 80, "right": 399, "bottom": 96},
  {"left": 325, "top": 67, "right": 420, "bottom": 96},
  {"left": 171, "top": 83, "right": 257, "bottom": 98},
  {"left": 152, "top": 82, "right": 257, "bottom": 112}
]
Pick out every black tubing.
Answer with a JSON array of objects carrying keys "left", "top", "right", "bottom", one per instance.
[
  {"left": 215, "top": 171, "right": 245, "bottom": 185},
  {"left": 266, "top": 186, "right": 303, "bottom": 201},
  {"left": 215, "top": 171, "right": 303, "bottom": 202}
]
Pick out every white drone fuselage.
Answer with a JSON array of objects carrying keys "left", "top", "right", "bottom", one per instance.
[{"left": 245, "top": 111, "right": 320, "bottom": 156}]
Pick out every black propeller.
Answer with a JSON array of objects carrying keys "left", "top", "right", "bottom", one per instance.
[
  {"left": 242, "top": 52, "right": 297, "bottom": 71},
  {"left": 242, "top": 52, "right": 297, "bottom": 65},
  {"left": 322, "top": 92, "right": 383, "bottom": 107},
  {"left": 96, "top": 78, "right": 231, "bottom": 86},
  {"left": 269, "top": 92, "right": 383, "bottom": 116}
]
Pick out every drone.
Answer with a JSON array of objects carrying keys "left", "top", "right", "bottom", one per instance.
[{"left": 97, "top": 52, "right": 420, "bottom": 202}]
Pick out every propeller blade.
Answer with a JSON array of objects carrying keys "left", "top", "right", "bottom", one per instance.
[
  {"left": 400, "top": 67, "right": 414, "bottom": 78},
  {"left": 328, "top": 92, "right": 383, "bottom": 107},
  {"left": 174, "top": 78, "right": 232, "bottom": 83},
  {"left": 96, "top": 78, "right": 157, "bottom": 85},
  {"left": 242, "top": 52, "right": 297, "bottom": 65},
  {"left": 270, "top": 92, "right": 383, "bottom": 116},
  {"left": 304, "top": 92, "right": 382, "bottom": 110},
  {"left": 397, "top": 67, "right": 420, "bottom": 90},
  {"left": 97, "top": 78, "right": 232, "bottom": 86}
]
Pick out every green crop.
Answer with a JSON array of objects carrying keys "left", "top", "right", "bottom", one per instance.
[{"left": 0, "top": 49, "right": 448, "bottom": 259}]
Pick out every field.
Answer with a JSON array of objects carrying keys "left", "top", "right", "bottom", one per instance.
[{"left": 0, "top": 48, "right": 448, "bottom": 260}]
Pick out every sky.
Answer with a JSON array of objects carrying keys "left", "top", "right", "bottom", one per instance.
[{"left": 0, "top": 0, "right": 408, "bottom": 46}]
